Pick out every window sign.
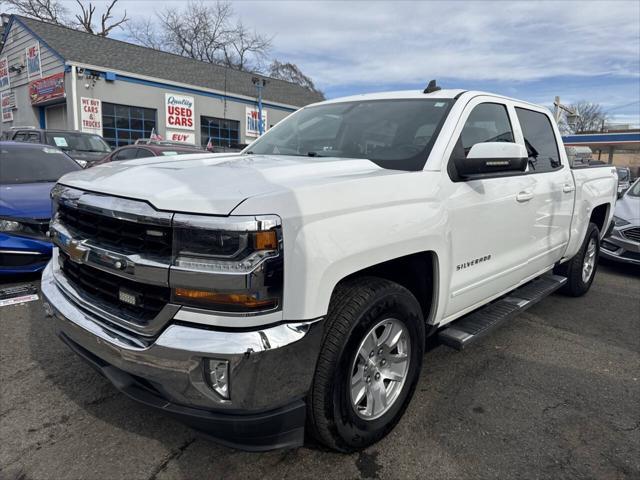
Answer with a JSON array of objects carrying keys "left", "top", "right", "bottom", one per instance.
[
  {"left": 1, "top": 91, "right": 13, "bottom": 122},
  {"left": 246, "top": 106, "right": 267, "bottom": 137},
  {"left": 53, "top": 136, "right": 69, "bottom": 148},
  {"left": 165, "top": 93, "right": 194, "bottom": 130},
  {"left": 26, "top": 42, "right": 42, "bottom": 80},
  {"left": 0, "top": 57, "right": 10, "bottom": 89},
  {"left": 80, "top": 98, "right": 103, "bottom": 136}
]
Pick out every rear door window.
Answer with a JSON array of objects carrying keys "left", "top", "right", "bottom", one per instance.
[
  {"left": 26, "top": 132, "right": 41, "bottom": 143},
  {"left": 515, "top": 107, "right": 562, "bottom": 172}
]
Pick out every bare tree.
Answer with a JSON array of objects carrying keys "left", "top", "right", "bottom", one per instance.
[
  {"left": 3, "top": 0, "right": 67, "bottom": 24},
  {"left": 129, "top": 1, "right": 270, "bottom": 72},
  {"left": 224, "top": 22, "right": 271, "bottom": 71},
  {"left": 74, "top": 0, "right": 128, "bottom": 37},
  {"left": 561, "top": 101, "right": 609, "bottom": 134},
  {"left": 269, "top": 60, "right": 324, "bottom": 97},
  {"left": 129, "top": 1, "right": 321, "bottom": 89},
  {"left": 4, "top": 0, "right": 128, "bottom": 36}
]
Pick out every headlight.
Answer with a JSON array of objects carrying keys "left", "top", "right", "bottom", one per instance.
[
  {"left": 171, "top": 214, "right": 283, "bottom": 313},
  {"left": 613, "top": 216, "right": 630, "bottom": 227},
  {"left": 0, "top": 219, "right": 21, "bottom": 232}
]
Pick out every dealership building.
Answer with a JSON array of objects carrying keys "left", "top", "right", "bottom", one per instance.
[{"left": 0, "top": 15, "right": 323, "bottom": 148}]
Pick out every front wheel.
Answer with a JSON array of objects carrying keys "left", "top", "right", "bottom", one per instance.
[
  {"left": 308, "top": 277, "right": 425, "bottom": 452},
  {"left": 555, "top": 222, "right": 600, "bottom": 296}
]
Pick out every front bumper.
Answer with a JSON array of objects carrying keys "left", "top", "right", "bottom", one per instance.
[
  {"left": 600, "top": 226, "right": 640, "bottom": 265},
  {"left": 40, "top": 261, "right": 325, "bottom": 450},
  {"left": 0, "top": 233, "right": 52, "bottom": 275}
]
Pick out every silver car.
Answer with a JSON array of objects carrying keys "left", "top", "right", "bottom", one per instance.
[{"left": 601, "top": 178, "right": 640, "bottom": 265}]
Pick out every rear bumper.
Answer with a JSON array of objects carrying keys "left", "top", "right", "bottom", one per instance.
[
  {"left": 0, "top": 233, "right": 51, "bottom": 275},
  {"left": 40, "top": 260, "right": 325, "bottom": 450}
]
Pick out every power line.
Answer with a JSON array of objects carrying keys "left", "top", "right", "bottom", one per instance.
[{"left": 605, "top": 100, "right": 640, "bottom": 113}]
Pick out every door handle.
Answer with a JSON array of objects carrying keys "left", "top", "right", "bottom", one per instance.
[
  {"left": 516, "top": 191, "right": 534, "bottom": 202},
  {"left": 563, "top": 183, "right": 575, "bottom": 193}
]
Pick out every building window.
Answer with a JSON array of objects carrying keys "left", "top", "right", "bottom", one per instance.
[
  {"left": 200, "top": 116, "right": 240, "bottom": 148},
  {"left": 102, "top": 102, "right": 157, "bottom": 148}
]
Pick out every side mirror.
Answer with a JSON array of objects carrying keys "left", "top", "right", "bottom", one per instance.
[{"left": 454, "top": 142, "right": 528, "bottom": 178}]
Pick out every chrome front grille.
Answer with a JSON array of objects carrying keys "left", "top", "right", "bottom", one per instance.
[
  {"left": 51, "top": 185, "right": 176, "bottom": 336},
  {"left": 58, "top": 204, "right": 172, "bottom": 259},
  {"left": 621, "top": 227, "right": 640, "bottom": 243},
  {"left": 59, "top": 251, "right": 170, "bottom": 324}
]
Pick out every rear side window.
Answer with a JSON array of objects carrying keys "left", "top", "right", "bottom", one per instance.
[
  {"left": 459, "top": 103, "right": 514, "bottom": 155},
  {"left": 136, "top": 148, "right": 155, "bottom": 159},
  {"left": 515, "top": 108, "right": 561, "bottom": 172},
  {"left": 113, "top": 148, "right": 139, "bottom": 161}
]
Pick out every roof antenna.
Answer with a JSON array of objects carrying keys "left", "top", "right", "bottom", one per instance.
[{"left": 424, "top": 79, "right": 441, "bottom": 94}]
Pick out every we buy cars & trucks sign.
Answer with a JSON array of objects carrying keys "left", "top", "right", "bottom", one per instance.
[{"left": 80, "top": 97, "right": 103, "bottom": 136}]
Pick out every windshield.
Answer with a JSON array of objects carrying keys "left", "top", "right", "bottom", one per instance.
[
  {"left": 617, "top": 169, "right": 630, "bottom": 181},
  {"left": 246, "top": 99, "right": 453, "bottom": 171},
  {"left": 627, "top": 179, "right": 640, "bottom": 197},
  {"left": 45, "top": 132, "right": 111, "bottom": 153},
  {"left": 0, "top": 144, "right": 81, "bottom": 184}
]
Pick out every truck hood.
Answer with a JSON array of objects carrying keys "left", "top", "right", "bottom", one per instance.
[{"left": 58, "top": 153, "right": 400, "bottom": 215}]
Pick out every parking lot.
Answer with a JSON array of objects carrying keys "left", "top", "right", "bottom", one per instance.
[{"left": 0, "top": 260, "right": 638, "bottom": 480}]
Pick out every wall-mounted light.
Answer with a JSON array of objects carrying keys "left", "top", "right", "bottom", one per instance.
[{"left": 8, "top": 64, "right": 24, "bottom": 74}]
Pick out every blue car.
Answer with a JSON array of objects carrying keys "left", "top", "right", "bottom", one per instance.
[{"left": 1, "top": 141, "right": 81, "bottom": 275}]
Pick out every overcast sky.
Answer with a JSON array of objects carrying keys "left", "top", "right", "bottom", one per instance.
[{"left": 68, "top": 1, "right": 640, "bottom": 125}]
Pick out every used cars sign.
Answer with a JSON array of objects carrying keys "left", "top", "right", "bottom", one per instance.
[{"left": 165, "top": 93, "right": 194, "bottom": 130}]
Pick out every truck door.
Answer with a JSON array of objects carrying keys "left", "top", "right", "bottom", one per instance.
[
  {"left": 513, "top": 107, "right": 573, "bottom": 272},
  {"left": 443, "top": 99, "right": 537, "bottom": 319}
]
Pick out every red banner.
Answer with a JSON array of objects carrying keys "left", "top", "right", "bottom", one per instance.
[{"left": 29, "top": 72, "right": 65, "bottom": 105}]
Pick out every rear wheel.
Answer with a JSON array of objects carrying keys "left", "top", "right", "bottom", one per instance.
[
  {"left": 308, "top": 277, "right": 425, "bottom": 452},
  {"left": 555, "top": 222, "right": 600, "bottom": 296}
]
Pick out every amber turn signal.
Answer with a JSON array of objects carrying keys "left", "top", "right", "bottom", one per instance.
[
  {"left": 174, "top": 288, "right": 277, "bottom": 309},
  {"left": 253, "top": 230, "right": 278, "bottom": 250}
]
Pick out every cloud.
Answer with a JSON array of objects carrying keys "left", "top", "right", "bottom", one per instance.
[
  {"left": 230, "top": 1, "right": 639, "bottom": 87},
  {"left": 94, "top": 0, "right": 640, "bottom": 124}
]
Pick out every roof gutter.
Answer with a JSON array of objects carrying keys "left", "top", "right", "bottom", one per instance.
[{"left": 64, "top": 60, "right": 303, "bottom": 112}]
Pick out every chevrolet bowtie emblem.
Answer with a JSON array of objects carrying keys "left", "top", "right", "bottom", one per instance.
[{"left": 67, "top": 241, "right": 89, "bottom": 264}]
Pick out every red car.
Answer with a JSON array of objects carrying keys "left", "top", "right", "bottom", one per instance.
[{"left": 95, "top": 142, "right": 203, "bottom": 166}]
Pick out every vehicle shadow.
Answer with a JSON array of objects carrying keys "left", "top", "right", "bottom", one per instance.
[
  {"left": 598, "top": 257, "right": 640, "bottom": 278},
  {"left": 24, "top": 299, "right": 358, "bottom": 479}
]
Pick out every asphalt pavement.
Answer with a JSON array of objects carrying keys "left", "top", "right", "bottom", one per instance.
[{"left": 1, "top": 260, "right": 639, "bottom": 480}]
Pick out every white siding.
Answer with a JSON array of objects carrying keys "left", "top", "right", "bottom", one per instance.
[{"left": 0, "top": 19, "right": 65, "bottom": 132}]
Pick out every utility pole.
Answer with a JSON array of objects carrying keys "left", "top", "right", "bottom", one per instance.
[
  {"left": 252, "top": 77, "right": 268, "bottom": 135},
  {"left": 553, "top": 96, "right": 579, "bottom": 129}
]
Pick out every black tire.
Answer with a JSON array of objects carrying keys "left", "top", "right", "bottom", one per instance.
[
  {"left": 555, "top": 222, "right": 600, "bottom": 296},
  {"left": 307, "top": 276, "right": 425, "bottom": 452}
]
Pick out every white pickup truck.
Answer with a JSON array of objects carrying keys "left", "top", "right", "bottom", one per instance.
[{"left": 41, "top": 87, "right": 618, "bottom": 452}]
